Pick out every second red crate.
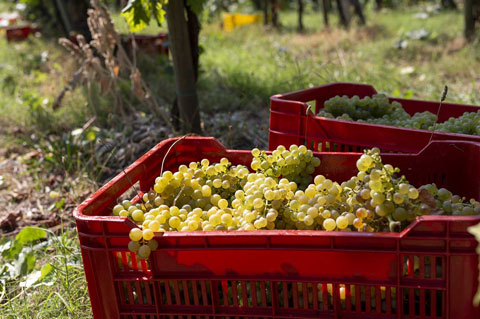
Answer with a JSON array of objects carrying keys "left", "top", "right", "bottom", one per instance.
[{"left": 269, "top": 82, "right": 480, "bottom": 153}]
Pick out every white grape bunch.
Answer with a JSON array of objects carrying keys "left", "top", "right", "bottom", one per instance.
[
  {"left": 319, "top": 94, "right": 480, "bottom": 136},
  {"left": 111, "top": 144, "right": 480, "bottom": 258}
]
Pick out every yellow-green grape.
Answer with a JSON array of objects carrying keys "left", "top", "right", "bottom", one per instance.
[
  {"left": 142, "top": 193, "right": 150, "bottom": 203},
  {"left": 221, "top": 214, "right": 233, "bottom": 226},
  {"left": 369, "top": 180, "right": 382, "bottom": 192},
  {"left": 372, "top": 192, "right": 385, "bottom": 205},
  {"left": 212, "top": 179, "right": 222, "bottom": 188},
  {"left": 220, "top": 157, "right": 229, "bottom": 166},
  {"left": 353, "top": 218, "right": 363, "bottom": 229},
  {"left": 384, "top": 164, "right": 394, "bottom": 173},
  {"left": 170, "top": 206, "right": 180, "bottom": 216},
  {"left": 393, "top": 207, "right": 407, "bottom": 221},
  {"left": 169, "top": 216, "right": 181, "bottom": 229},
  {"left": 122, "top": 200, "right": 132, "bottom": 209},
  {"left": 113, "top": 204, "right": 124, "bottom": 216},
  {"left": 393, "top": 192, "right": 404, "bottom": 204},
  {"left": 154, "top": 197, "right": 163, "bottom": 206},
  {"left": 360, "top": 189, "right": 370, "bottom": 200},
  {"left": 188, "top": 220, "right": 199, "bottom": 230},
  {"left": 163, "top": 171, "right": 173, "bottom": 180},
  {"left": 345, "top": 213, "right": 355, "bottom": 225},
  {"left": 129, "top": 228, "right": 143, "bottom": 241},
  {"left": 360, "top": 154, "right": 373, "bottom": 167},
  {"left": 119, "top": 210, "right": 129, "bottom": 217},
  {"left": 252, "top": 148, "right": 260, "bottom": 157},
  {"left": 201, "top": 159, "right": 209, "bottom": 167},
  {"left": 209, "top": 214, "right": 221, "bottom": 226},
  {"left": 138, "top": 245, "right": 151, "bottom": 259},
  {"left": 399, "top": 183, "right": 409, "bottom": 195},
  {"left": 148, "top": 220, "right": 161, "bottom": 232},
  {"left": 264, "top": 190, "right": 275, "bottom": 201},
  {"left": 307, "top": 207, "right": 318, "bottom": 218},
  {"left": 408, "top": 188, "right": 419, "bottom": 199},
  {"left": 147, "top": 239, "right": 159, "bottom": 251},
  {"left": 304, "top": 215, "right": 314, "bottom": 226},
  {"left": 370, "top": 169, "right": 381, "bottom": 181},
  {"left": 322, "top": 210, "right": 331, "bottom": 218},
  {"left": 266, "top": 211, "right": 276, "bottom": 222},
  {"left": 201, "top": 185, "right": 212, "bottom": 197},
  {"left": 356, "top": 208, "right": 367, "bottom": 219},
  {"left": 154, "top": 183, "right": 164, "bottom": 193},
  {"left": 305, "top": 187, "right": 316, "bottom": 198},
  {"left": 235, "top": 190, "right": 245, "bottom": 200},
  {"left": 244, "top": 211, "right": 256, "bottom": 223},
  {"left": 142, "top": 229, "right": 154, "bottom": 241},
  {"left": 255, "top": 217, "right": 268, "bottom": 229},
  {"left": 312, "top": 157, "right": 321, "bottom": 167},
  {"left": 375, "top": 204, "right": 389, "bottom": 217},
  {"left": 132, "top": 210, "right": 144, "bottom": 222},
  {"left": 222, "top": 180, "right": 230, "bottom": 189},
  {"left": 218, "top": 199, "right": 228, "bottom": 209},
  {"left": 356, "top": 159, "right": 369, "bottom": 172},
  {"left": 336, "top": 216, "right": 348, "bottom": 229},
  {"left": 128, "top": 240, "right": 140, "bottom": 253},
  {"left": 323, "top": 218, "right": 336, "bottom": 231},
  {"left": 253, "top": 198, "right": 264, "bottom": 209}
]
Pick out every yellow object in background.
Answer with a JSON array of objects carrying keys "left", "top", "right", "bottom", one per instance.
[{"left": 222, "top": 13, "right": 262, "bottom": 31}]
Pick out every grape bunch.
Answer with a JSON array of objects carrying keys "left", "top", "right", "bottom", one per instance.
[
  {"left": 250, "top": 144, "right": 321, "bottom": 188},
  {"left": 112, "top": 144, "right": 480, "bottom": 258},
  {"left": 318, "top": 94, "right": 480, "bottom": 135},
  {"left": 433, "top": 110, "right": 480, "bottom": 136}
]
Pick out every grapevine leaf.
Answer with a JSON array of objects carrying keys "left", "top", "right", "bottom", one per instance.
[
  {"left": 16, "top": 227, "right": 46, "bottom": 245},
  {"left": 152, "top": 1, "right": 166, "bottom": 26},
  {"left": 186, "top": 0, "right": 207, "bottom": 15},
  {"left": 121, "top": 0, "right": 150, "bottom": 32}
]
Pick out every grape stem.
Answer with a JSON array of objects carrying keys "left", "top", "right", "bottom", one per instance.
[
  {"left": 427, "top": 85, "right": 448, "bottom": 146},
  {"left": 387, "top": 215, "right": 401, "bottom": 232},
  {"left": 160, "top": 135, "right": 190, "bottom": 177},
  {"left": 173, "top": 185, "right": 185, "bottom": 206}
]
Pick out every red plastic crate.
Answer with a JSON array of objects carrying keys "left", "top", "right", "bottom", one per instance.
[
  {"left": 69, "top": 32, "right": 169, "bottom": 56},
  {"left": 74, "top": 137, "right": 480, "bottom": 319},
  {"left": 269, "top": 83, "right": 480, "bottom": 153},
  {"left": 6, "top": 25, "right": 40, "bottom": 42},
  {"left": 122, "top": 33, "right": 169, "bottom": 56}
]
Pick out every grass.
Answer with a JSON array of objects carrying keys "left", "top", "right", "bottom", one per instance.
[
  {"left": 0, "top": 4, "right": 480, "bottom": 317},
  {"left": 198, "top": 7, "right": 479, "bottom": 109},
  {"left": 0, "top": 228, "right": 91, "bottom": 319}
]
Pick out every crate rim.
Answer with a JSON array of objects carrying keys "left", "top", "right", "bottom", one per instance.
[
  {"left": 270, "top": 82, "right": 480, "bottom": 110},
  {"left": 270, "top": 108, "right": 480, "bottom": 141}
]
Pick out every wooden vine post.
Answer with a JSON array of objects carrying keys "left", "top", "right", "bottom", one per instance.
[{"left": 166, "top": 0, "right": 201, "bottom": 134}]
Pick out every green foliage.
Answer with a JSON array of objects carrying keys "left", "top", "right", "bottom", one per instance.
[
  {"left": 1, "top": 227, "right": 48, "bottom": 281},
  {"left": 121, "top": 0, "right": 207, "bottom": 32},
  {"left": 121, "top": 0, "right": 167, "bottom": 32},
  {"left": 22, "top": 125, "right": 115, "bottom": 181},
  {"left": 0, "top": 228, "right": 90, "bottom": 318},
  {"left": 187, "top": 0, "right": 208, "bottom": 14},
  {"left": 16, "top": 227, "right": 47, "bottom": 246}
]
